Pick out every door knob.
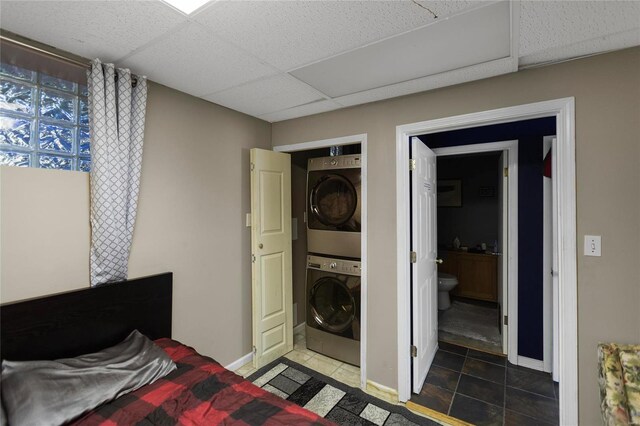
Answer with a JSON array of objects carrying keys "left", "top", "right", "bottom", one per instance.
[
  {"left": 435, "top": 258, "right": 443, "bottom": 264},
  {"left": 258, "top": 243, "right": 263, "bottom": 249}
]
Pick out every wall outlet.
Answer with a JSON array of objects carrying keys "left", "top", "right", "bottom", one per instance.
[{"left": 584, "top": 235, "right": 601, "bottom": 257}]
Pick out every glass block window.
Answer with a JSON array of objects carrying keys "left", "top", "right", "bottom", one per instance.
[{"left": 0, "top": 63, "right": 90, "bottom": 172}]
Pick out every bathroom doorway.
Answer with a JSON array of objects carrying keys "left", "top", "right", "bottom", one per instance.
[
  {"left": 409, "top": 125, "right": 558, "bottom": 423},
  {"left": 434, "top": 149, "right": 507, "bottom": 355},
  {"left": 403, "top": 115, "right": 565, "bottom": 425},
  {"left": 422, "top": 117, "right": 559, "bottom": 374},
  {"left": 396, "top": 98, "right": 577, "bottom": 425},
  {"left": 428, "top": 139, "right": 518, "bottom": 361}
]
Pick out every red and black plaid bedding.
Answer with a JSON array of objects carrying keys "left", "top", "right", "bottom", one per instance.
[{"left": 70, "top": 338, "right": 335, "bottom": 425}]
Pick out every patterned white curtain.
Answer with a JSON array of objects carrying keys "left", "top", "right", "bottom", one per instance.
[{"left": 88, "top": 59, "right": 147, "bottom": 286}]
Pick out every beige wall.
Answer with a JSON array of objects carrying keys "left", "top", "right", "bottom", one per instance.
[
  {"left": 0, "top": 167, "right": 90, "bottom": 301},
  {"left": 0, "top": 81, "right": 271, "bottom": 366},
  {"left": 272, "top": 47, "right": 640, "bottom": 425}
]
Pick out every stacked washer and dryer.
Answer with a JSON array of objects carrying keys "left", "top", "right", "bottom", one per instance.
[{"left": 305, "top": 154, "right": 361, "bottom": 366}]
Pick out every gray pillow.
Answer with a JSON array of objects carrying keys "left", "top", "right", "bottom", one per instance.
[{"left": 1, "top": 330, "right": 176, "bottom": 426}]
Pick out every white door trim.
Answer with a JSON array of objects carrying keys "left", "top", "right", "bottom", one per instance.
[
  {"left": 542, "top": 135, "right": 554, "bottom": 374},
  {"left": 274, "top": 133, "right": 368, "bottom": 390},
  {"left": 396, "top": 97, "right": 577, "bottom": 425},
  {"left": 432, "top": 140, "right": 518, "bottom": 363}
]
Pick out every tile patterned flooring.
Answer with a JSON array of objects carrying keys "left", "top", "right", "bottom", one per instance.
[
  {"left": 235, "top": 330, "right": 361, "bottom": 390},
  {"left": 235, "top": 331, "right": 559, "bottom": 425},
  {"left": 410, "top": 341, "right": 560, "bottom": 425}
]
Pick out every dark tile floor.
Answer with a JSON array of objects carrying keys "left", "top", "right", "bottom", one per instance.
[{"left": 410, "top": 341, "right": 559, "bottom": 425}]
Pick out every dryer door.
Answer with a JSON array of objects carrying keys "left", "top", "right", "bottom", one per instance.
[
  {"left": 309, "top": 276, "right": 356, "bottom": 333},
  {"left": 308, "top": 172, "right": 358, "bottom": 229}
]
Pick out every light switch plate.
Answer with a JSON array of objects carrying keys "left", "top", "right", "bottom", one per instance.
[
  {"left": 584, "top": 235, "right": 601, "bottom": 256},
  {"left": 245, "top": 213, "right": 251, "bottom": 227}
]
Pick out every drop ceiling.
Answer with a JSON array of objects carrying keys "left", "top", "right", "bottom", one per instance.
[{"left": 1, "top": 1, "right": 638, "bottom": 123}]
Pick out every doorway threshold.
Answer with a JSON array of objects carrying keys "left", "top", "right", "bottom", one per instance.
[
  {"left": 410, "top": 341, "right": 559, "bottom": 425},
  {"left": 405, "top": 400, "right": 472, "bottom": 426}
]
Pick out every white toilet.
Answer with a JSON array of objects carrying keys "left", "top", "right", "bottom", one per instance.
[{"left": 437, "top": 272, "right": 459, "bottom": 310}]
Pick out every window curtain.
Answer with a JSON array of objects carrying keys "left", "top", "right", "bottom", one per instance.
[{"left": 88, "top": 59, "right": 147, "bottom": 286}]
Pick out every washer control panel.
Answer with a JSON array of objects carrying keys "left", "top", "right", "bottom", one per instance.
[
  {"left": 308, "top": 154, "right": 360, "bottom": 171},
  {"left": 307, "top": 255, "right": 361, "bottom": 276}
]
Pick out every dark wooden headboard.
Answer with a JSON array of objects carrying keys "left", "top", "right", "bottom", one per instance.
[{"left": 1, "top": 273, "right": 172, "bottom": 361}]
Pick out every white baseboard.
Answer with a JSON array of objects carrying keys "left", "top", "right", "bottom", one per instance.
[
  {"left": 227, "top": 323, "right": 305, "bottom": 371},
  {"left": 366, "top": 380, "right": 399, "bottom": 404},
  {"left": 294, "top": 322, "right": 306, "bottom": 335},
  {"left": 517, "top": 355, "right": 544, "bottom": 372},
  {"left": 225, "top": 352, "right": 253, "bottom": 371}
]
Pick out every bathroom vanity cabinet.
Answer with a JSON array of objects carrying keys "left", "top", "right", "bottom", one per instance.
[{"left": 439, "top": 250, "right": 498, "bottom": 302}]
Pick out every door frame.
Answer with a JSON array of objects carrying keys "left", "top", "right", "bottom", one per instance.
[
  {"left": 274, "top": 133, "right": 368, "bottom": 390},
  {"left": 396, "top": 98, "right": 577, "bottom": 425},
  {"left": 542, "top": 135, "right": 553, "bottom": 374},
  {"left": 431, "top": 140, "right": 518, "bottom": 362}
]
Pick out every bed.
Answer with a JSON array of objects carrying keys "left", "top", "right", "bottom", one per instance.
[{"left": 1, "top": 273, "right": 333, "bottom": 425}]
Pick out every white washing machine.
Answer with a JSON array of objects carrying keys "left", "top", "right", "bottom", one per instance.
[
  {"left": 306, "top": 254, "right": 361, "bottom": 366},
  {"left": 307, "top": 154, "right": 361, "bottom": 259}
]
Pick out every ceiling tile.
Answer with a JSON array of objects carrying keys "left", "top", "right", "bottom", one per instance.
[
  {"left": 291, "top": 1, "right": 511, "bottom": 98},
  {"left": 2, "top": 0, "right": 638, "bottom": 123},
  {"left": 258, "top": 100, "right": 342, "bottom": 123},
  {"left": 203, "top": 74, "right": 323, "bottom": 117},
  {"left": 194, "top": 0, "right": 476, "bottom": 71},
  {"left": 519, "top": 1, "right": 640, "bottom": 57},
  {"left": 334, "top": 57, "right": 515, "bottom": 108},
  {"left": 121, "top": 23, "right": 277, "bottom": 97},
  {"left": 520, "top": 28, "right": 640, "bottom": 67},
  {"left": 0, "top": 1, "right": 187, "bottom": 62}
]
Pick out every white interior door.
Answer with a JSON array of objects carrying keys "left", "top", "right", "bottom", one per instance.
[
  {"left": 250, "top": 148, "right": 293, "bottom": 369},
  {"left": 411, "top": 136, "right": 438, "bottom": 394},
  {"left": 497, "top": 151, "right": 508, "bottom": 354}
]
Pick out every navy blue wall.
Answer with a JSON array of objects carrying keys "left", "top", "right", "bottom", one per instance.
[{"left": 420, "top": 117, "right": 556, "bottom": 361}]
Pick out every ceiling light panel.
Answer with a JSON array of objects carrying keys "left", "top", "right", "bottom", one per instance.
[
  {"left": 162, "top": 0, "right": 212, "bottom": 15},
  {"left": 291, "top": 1, "right": 511, "bottom": 98}
]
